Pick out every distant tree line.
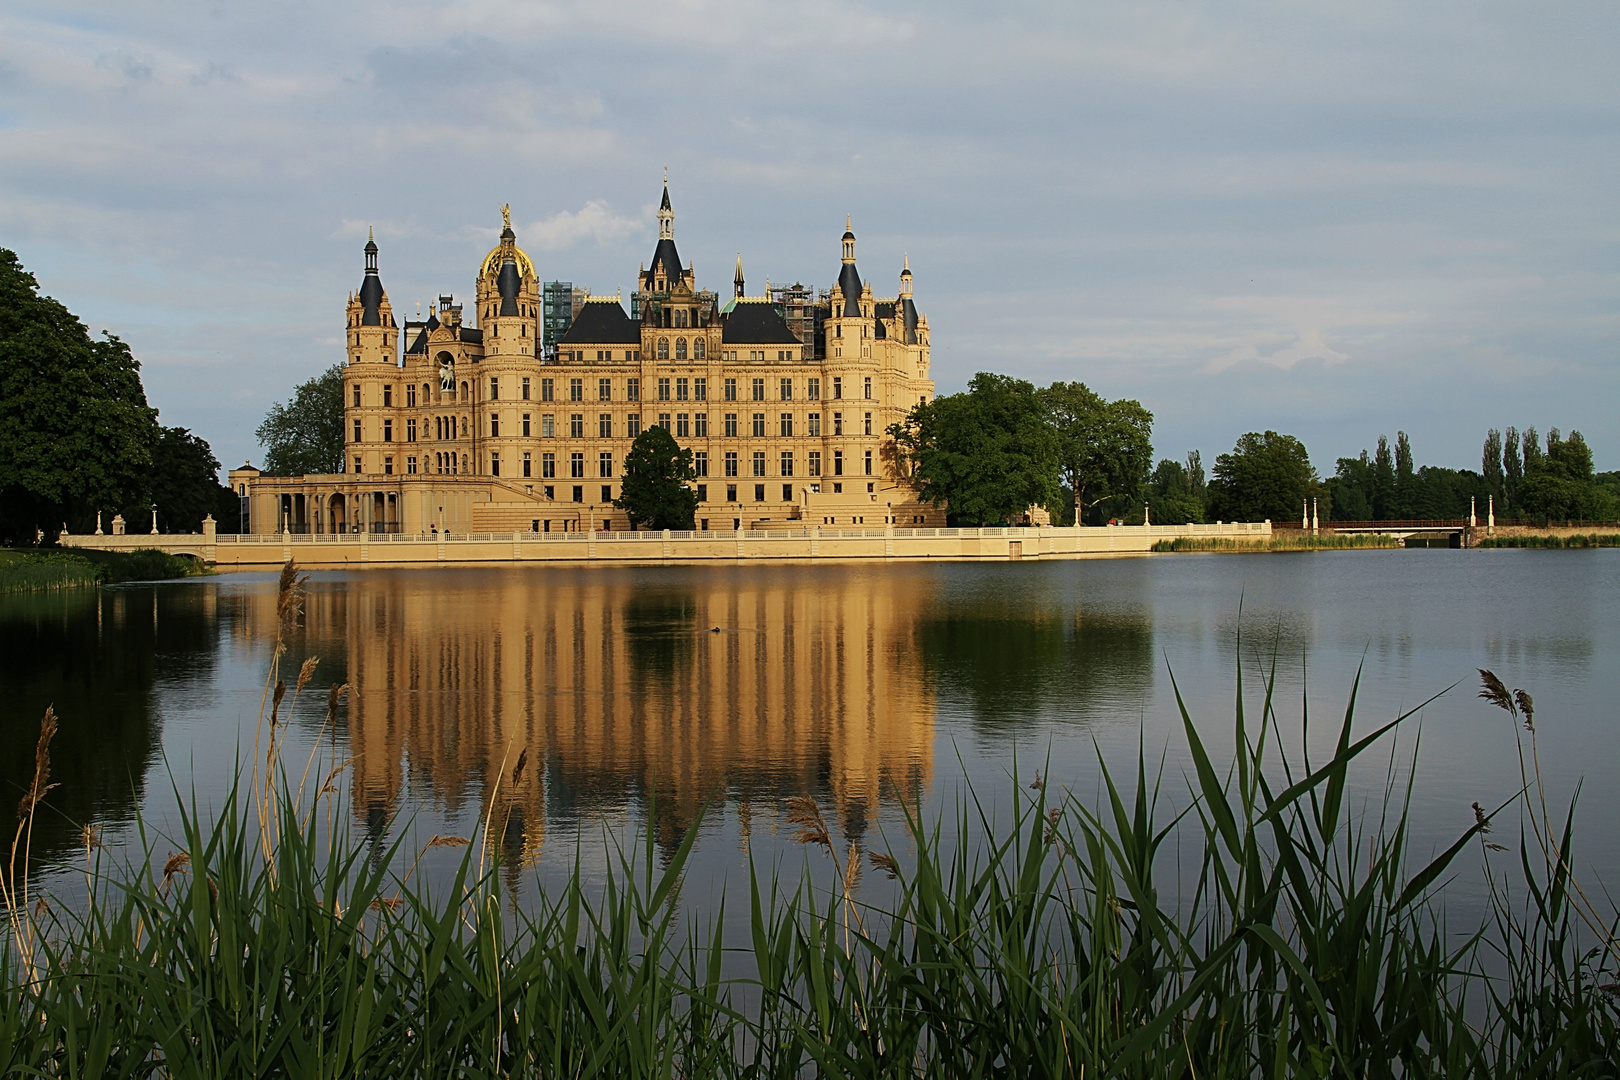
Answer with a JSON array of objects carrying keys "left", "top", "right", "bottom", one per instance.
[{"left": 0, "top": 249, "right": 238, "bottom": 545}]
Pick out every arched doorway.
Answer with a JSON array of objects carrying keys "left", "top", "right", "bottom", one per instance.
[{"left": 328, "top": 493, "right": 347, "bottom": 533}]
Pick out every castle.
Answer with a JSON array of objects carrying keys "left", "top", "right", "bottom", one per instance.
[{"left": 234, "top": 182, "right": 942, "bottom": 535}]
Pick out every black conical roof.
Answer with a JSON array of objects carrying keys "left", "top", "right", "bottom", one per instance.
[
  {"left": 660, "top": 184, "right": 672, "bottom": 211},
  {"left": 359, "top": 273, "right": 384, "bottom": 326},
  {"left": 836, "top": 261, "right": 862, "bottom": 317},
  {"left": 498, "top": 256, "right": 520, "bottom": 317}
]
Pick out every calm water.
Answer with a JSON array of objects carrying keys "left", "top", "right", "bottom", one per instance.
[{"left": 3, "top": 550, "right": 1617, "bottom": 906}]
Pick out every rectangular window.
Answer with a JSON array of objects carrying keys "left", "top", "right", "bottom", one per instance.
[
  {"left": 569, "top": 378, "right": 583, "bottom": 402},
  {"left": 694, "top": 377, "right": 707, "bottom": 401},
  {"left": 489, "top": 453, "right": 498, "bottom": 476},
  {"left": 779, "top": 378, "right": 792, "bottom": 400},
  {"left": 542, "top": 414, "right": 555, "bottom": 438},
  {"left": 726, "top": 484, "right": 737, "bottom": 502},
  {"left": 489, "top": 377, "right": 499, "bottom": 400},
  {"left": 384, "top": 455, "right": 394, "bottom": 475},
  {"left": 754, "top": 484, "right": 766, "bottom": 502},
  {"left": 353, "top": 386, "right": 361, "bottom": 407},
  {"left": 406, "top": 385, "right": 416, "bottom": 407},
  {"left": 626, "top": 378, "right": 640, "bottom": 401},
  {"left": 779, "top": 413, "right": 793, "bottom": 437},
  {"left": 724, "top": 412, "right": 738, "bottom": 437},
  {"left": 832, "top": 377, "right": 842, "bottom": 399},
  {"left": 522, "top": 413, "right": 531, "bottom": 437},
  {"left": 627, "top": 413, "right": 641, "bottom": 437},
  {"left": 724, "top": 377, "right": 737, "bottom": 401},
  {"left": 383, "top": 419, "right": 394, "bottom": 442},
  {"left": 407, "top": 418, "right": 417, "bottom": 441},
  {"left": 541, "top": 378, "right": 554, "bottom": 402},
  {"left": 834, "top": 450, "right": 844, "bottom": 476},
  {"left": 542, "top": 452, "right": 556, "bottom": 479},
  {"left": 383, "top": 384, "right": 393, "bottom": 406},
  {"left": 407, "top": 455, "right": 418, "bottom": 475},
  {"left": 599, "top": 413, "right": 611, "bottom": 438},
  {"left": 807, "top": 413, "right": 820, "bottom": 437},
  {"left": 752, "top": 451, "right": 766, "bottom": 477},
  {"left": 696, "top": 483, "right": 707, "bottom": 502},
  {"left": 863, "top": 377, "right": 872, "bottom": 400},
  {"left": 807, "top": 378, "right": 820, "bottom": 401},
  {"left": 522, "top": 452, "right": 531, "bottom": 478},
  {"left": 353, "top": 419, "right": 362, "bottom": 443},
  {"left": 752, "top": 413, "right": 766, "bottom": 437},
  {"left": 694, "top": 450, "right": 709, "bottom": 476},
  {"left": 833, "top": 412, "right": 843, "bottom": 436},
  {"left": 602, "top": 484, "right": 613, "bottom": 503},
  {"left": 676, "top": 377, "right": 689, "bottom": 401},
  {"left": 599, "top": 378, "right": 611, "bottom": 401},
  {"left": 570, "top": 452, "right": 584, "bottom": 479},
  {"left": 353, "top": 455, "right": 361, "bottom": 474},
  {"left": 751, "top": 378, "right": 765, "bottom": 401},
  {"left": 599, "top": 452, "right": 613, "bottom": 478},
  {"left": 780, "top": 451, "right": 793, "bottom": 477},
  {"left": 544, "top": 485, "right": 554, "bottom": 499},
  {"left": 658, "top": 377, "right": 671, "bottom": 401},
  {"left": 864, "top": 450, "right": 873, "bottom": 475},
  {"left": 676, "top": 413, "right": 689, "bottom": 437},
  {"left": 864, "top": 411, "right": 873, "bottom": 436},
  {"left": 521, "top": 377, "right": 531, "bottom": 400},
  {"left": 782, "top": 483, "right": 793, "bottom": 502},
  {"left": 724, "top": 451, "right": 738, "bottom": 477},
  {"left": 657, "top": 412, "right": 671, "bottom": 431},
  {"left": 489, "top": 415, "right": 498, "bottom": 438},
  {"left": 808, "top": 451, "right": 821, "bottom": 476},
  {"left": 694, "top": 412, "right": 707, "bottom": 437},
  {"left": 572, "top": 485, "right": 583, "bottom": 503},
  {"left": 570, "top": 414, "right": 584, "bottom": 438}
]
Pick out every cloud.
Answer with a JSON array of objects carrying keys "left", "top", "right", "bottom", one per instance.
[
  {"left": 518, "top": 201, "right": 644, "bottom": 251},
  {"left": 1205, "top": 329, "right": 1350, "bottom": 374}
]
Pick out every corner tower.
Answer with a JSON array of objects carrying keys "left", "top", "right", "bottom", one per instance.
[{"left": 343, "top": 230, "right": 399, "bottom": 475}]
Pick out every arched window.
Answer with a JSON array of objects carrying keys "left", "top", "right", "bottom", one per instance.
[
  {"left": 674, "top": 308, "right": 688, "bottom": 328},
  {"left": 422, "top": 383, "right": 431, "bottom": 402},
  {"left": 657, "top": 337, "right": 669, "bottom": 360},
  {"left": 694, "top": 339, "right": 706, "bottom": 360},
  {"left": 461, "top": 381, "right": 469, "bottom": 400},
  {"left": 675, "top": 337, "right": 687, "bottom": 361}
]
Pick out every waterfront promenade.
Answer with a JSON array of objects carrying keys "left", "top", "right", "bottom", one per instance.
[{"left": 60, "top": 519, "right": 1271, "bottom": 569}]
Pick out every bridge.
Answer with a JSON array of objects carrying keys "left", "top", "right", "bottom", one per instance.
[
  {"left": 1320, "top": 520, "right": 1473, "bottom": 547},
  {"left": 58, "top": 519, "right": 1274, "bottom": 569}
]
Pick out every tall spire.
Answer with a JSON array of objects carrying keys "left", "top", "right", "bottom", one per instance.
[
  {"left": 360, "top": 230, "right": 383, "bottom": 325},
  {"left": 658, "top": 175, "right": 674, "bottom": 240},
  {"left": 841, "top": 216, "right": 856, "bottom": 264},
  {"left": 734, "top": 253, "right": 745, "bottom": 298},
  {"left": 835, "top": 217, "right": 862, "bottom": 317}
]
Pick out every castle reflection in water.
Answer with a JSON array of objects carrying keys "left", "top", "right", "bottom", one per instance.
[{"left": 287, "top": 566, "right": 938, "bottom": 860}]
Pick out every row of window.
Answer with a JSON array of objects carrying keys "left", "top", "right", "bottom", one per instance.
[
  {"left": 356, "top": 448, "right": 874, "bottom": 481},
  {"left": 358, "top": 410, "right": 881, "bottom": 443},
  {"left": 355, "top": 375, "right": 878, "bottom": 408}
]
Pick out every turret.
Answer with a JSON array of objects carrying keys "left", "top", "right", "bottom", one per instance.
[
  {"left": 658, "top": 174, "right": 674, "bottom": 241},
  {"left": 836, "top": 217, "right": 862, "bottom": 317},
  {"left": 734, "top": 253, "right": 745, "bottom": 299},
  {"left": 900, "top": 255, "right": 918, "bottom": 345},
  {"left": 360, "top": 230, "right": 384, "bottom": 325}
]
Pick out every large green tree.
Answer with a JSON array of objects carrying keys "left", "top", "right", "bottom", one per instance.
[
  {"left": 890, "top": 372, "right": 1060, "bottom": 525},
  {"left": 256, "top": 364, "right": 345, "bottom": 476},
  {"left": 614, "top": 425, "right": 698, "bottom": 530},
  {"left": 1206, "top": 431, "right": 1324, "bottom": 524},
  {"left": 0, "top": 248, "right": 158, "bottom": 542},
  {"left": 1518, "top": 428, "right": 1616, "bottom": 522},
  {"left": 1145, "top": 457, "right": 1205, "bottom": 524},
  {"left": 1040, "top": 381, "right": 1154, "bottom": 525},
  {"left": 148, "top": 426, "right": 238, "bottom": 533}
]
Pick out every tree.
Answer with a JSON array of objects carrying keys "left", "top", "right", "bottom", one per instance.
[
  {"left": 0, "top": 248, "right": 158, "bottom": 542},
  {"left": 890, "top": 373, "right": 1060, "bottom": 525},
  {"left": 147, "top": 426, "right": 235, "bottom": 533},
  {"left": 1394, "top": 432, "right": 1415, "bottom": 517},
  {"left": 1145, "top": 457, "right": 1204, "bottom": 524},
  {"left": 1519, "top": 429, "right": 1616, "bottom": 522},
  {"left": 614, "top": 425, "right": 698, "bottom": 530},
  {"left": 1206, "top": 431, "right": 1323, "bottom": 524},
  {"left": 1039, "top": 381, "right": 1154, "bottom": 524},
  {"left": 1502, "top": 427, "right": 1522, "bottom": 513},
  {"left": 1372, "top": 436, "right": 1395, "bottom": 519},
  {"left": 1482, "top": 429, "right": 1504, "bottom": 509},
  {"left": 256, "top": 364, "right": 345, "bottom": 476},
  {"left": 1327, "top": 451, "right": 1374, "bottom": 521}
]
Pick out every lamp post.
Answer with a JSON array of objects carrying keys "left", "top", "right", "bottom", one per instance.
[{"left": 150, "top": 505, "right": 159, "bottom": 535}]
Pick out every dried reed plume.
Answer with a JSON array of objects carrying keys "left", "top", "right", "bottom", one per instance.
[{"left": 16, "top": 706, "right": 59, "bottom": 821}]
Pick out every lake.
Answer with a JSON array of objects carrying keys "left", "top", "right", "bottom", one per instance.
[{"left": 4, "top": 549, "right": 1617, "bottom": 911}]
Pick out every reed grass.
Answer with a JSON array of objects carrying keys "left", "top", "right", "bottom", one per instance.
[
  {"left": 0, "top": 548, "right": 201, "bottom": 593},
  {"left": 1152, "top": 533, "right": 1401, "bottom": 553},
  {"left": 2, "top": 563, "right": 1616, "bottom": 1077},
  {"left": 1480, "top": 533, "right": 1620, "bottom": 549}
]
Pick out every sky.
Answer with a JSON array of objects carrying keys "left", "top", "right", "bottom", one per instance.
[{"left": 1, "top": 1, "right": 1615, "bottom": 478}]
